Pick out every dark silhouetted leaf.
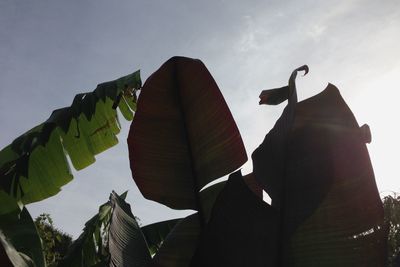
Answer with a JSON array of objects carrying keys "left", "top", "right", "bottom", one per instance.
[
  {"left": 199, "top": 181, "right": 226, "bottom": 222},
  {"left": 0, "top": 207, "right": 45, "bottom": 267},
  {"left": 282, "top": 84, "right": 386, "bottom": 266},
  {"left": 149, "top": 175, "right": 265, "bottom": 267},
  {"left": 191, "top": 170, "right": 279, "bottom": 267},
  {"left": 150, "top": 213, "right": 201, "bottom": 267},
  {"left": 128, "top": 56, "right": 247, "bottom": 211},
  {"left": 242, "top": 172, "right": 264, "bottom": 199},
  {"left": 0, "top": 230, "right": 34, "bottom": 267},
  {"left": 252, "top": 65, "right": 308, "bottom": 208},
  {"left": 253, "top": 65, "right": 386, "bottom": 265},
  {"left": 259, "top": 85, "right": 290, "bottom": 105},
  {"left": 141, "top": 219, "right": 181, "bottom": 256}
]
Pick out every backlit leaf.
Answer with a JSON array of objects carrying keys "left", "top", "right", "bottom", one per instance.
[
  {"left": 128, "top": 56, "right": 247, "bottom": 211},
  {"left": 253, "top": 66, "right": 386, "bottom": 265},
  {"left": 282, "top": 84, "right": 386, "bottom": 266},
  {"left": 0, "top": 71, "right": 141, "bottom": 213}
]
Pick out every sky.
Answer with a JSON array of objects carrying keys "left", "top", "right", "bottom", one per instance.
[{"left": 0, "top": 0, "right": 399, "bottom": 238}]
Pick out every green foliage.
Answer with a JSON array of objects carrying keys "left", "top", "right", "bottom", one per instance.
[
  {"left": 0, "top": 70, "right": 141, "bottom": 213},
  {"left": 383, "top": 194, "right": 400, "bottom": 266},
  {"left": 57, "top": 192, "right": 124, "bottom": 267},
  {"left": 34, "top": 214, "right": 72, "bottom": 267},
  {"left": 59, "top": 191, "right": 178, "bottom": 267},
  {"left": 0, "top": 69, "right": 140, "bottom": 267}
]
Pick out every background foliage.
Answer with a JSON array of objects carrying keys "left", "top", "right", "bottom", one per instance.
[
  {"left": 383, "top": 194, "right": 400, "bottom": 266},
  {"left": 34, "top": 214, "right": 72, "bottom": 267}
]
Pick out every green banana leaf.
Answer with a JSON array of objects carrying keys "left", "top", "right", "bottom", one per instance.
[
  {"left": 0, "top": 207, "right": 46, "bottom": 267},
  {"left": 0, "top": 71, "right": 140, "bottom": 213},
  {"left": 128, "top": 56, "right": 247, "bottom": 212},
  {"left": 58, "top": 191, "right": 128, "bottom": 267},
  {"left": 108, "top": 191, "right": 151, "bottom": 267}
]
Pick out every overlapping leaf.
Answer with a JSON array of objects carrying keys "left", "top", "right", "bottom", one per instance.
[
  {"left": 191, "top": 171, "right": 279, "bottom": 266},
  {"left": 147, "top": 176, "right": 260, "bottom": 267},
  {"left": 141, "top": 219, "right": 181, "bottom": 256},
  {"left": 150, "top": 213, "right": 201, "bottom": 267},
  {"left": 128, "top": 56, "right": 247, "bottom": 211},
  {"left": 58, "top": 191, "right": 128, "bottom": 267},
  {"left": 0, "top": 71, "right": 141, "bottom": 212},
  {"left": 252, "top": 65, "right": 307, "bottom": 208},
  {"left": 0, "top": 231, "right": 34, "bottom": 267}
]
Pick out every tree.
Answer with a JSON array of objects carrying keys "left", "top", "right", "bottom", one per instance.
[
  {"left": 383, "top": 194, "right": 400, "bottom": 266},
  {"left": 34, "top": 214, "right": 72, "bottom": 267}
]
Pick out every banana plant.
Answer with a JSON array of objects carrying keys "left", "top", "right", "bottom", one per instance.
[
  {"left": 0, "top": 70, "right": 141, "bottom": 266},
  {"left": 0, "top": 70, "right": 141, "bottom": 211},
  {"left": 0, "top": 56, "right": 388, "bottom": 267},
  {"left": 128, "top": 59, "right": 387, "bottom": 266}
]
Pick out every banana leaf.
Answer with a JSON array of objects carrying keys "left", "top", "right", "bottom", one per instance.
[
  {"left": 58, "top": 213, "right": 109, "bottom": 267},
  {"left": 58, "top": 191, "right": 127, "bottom": 267},
  {"left": 191, "top": 170, "right": 279, "bottom": 266},
  {"left": 108, "top": 191, "right": 151, "bottom": 267},
  {"left": 59, "top": 190, "right": 182, "bottom": 267},
  {"left": 147, "top": 174, "right": 262, "bottom": 267},
  {"left": 282, "top": 84, "right": 386, "bottom": 266},
  {"left": 253, "top": 66, "right": 386, "bottom": 266},
  {"left": 0, "top": 207, "right": 45, "bottom": 267},
  {"left": 0, "top": 71, "right": 141, "bottom": 212},
  {"left": 149, "top": 213, "right": 201, "bottom": 267},
  {"left": 0, "top": 230, "right": 34, "bottom": 267},
  {"left": 141, "top": 219, "right": 181, "bottom": 256},
  {"left": 128, "top": 56, "right": 247, "bottom": 212},
  {"left": 252, "top": 65, "right": 308, "bottom": 208}
]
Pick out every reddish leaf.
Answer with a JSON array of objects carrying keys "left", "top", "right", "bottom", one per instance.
[
  {"left": 253, "top": 65, "right": 386, "bottom": 265},
  {"left": 128, "top": 57, "right": 247, "bottom": 210},
  {"left": 281, "top": 84, "right": 386, "bottom": 266}
]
